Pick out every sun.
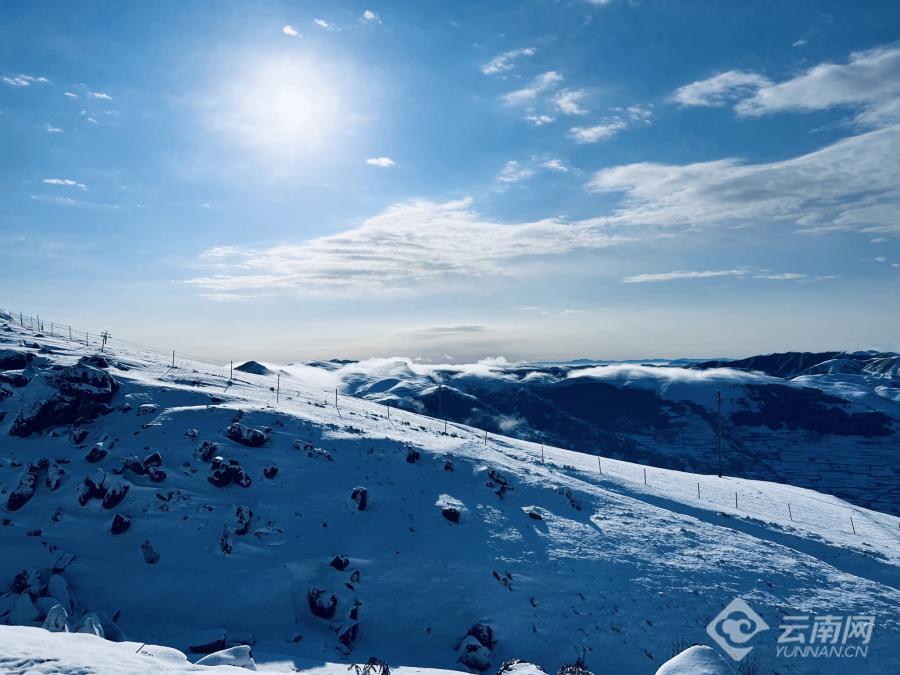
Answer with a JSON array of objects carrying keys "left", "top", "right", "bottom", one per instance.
[{"left": 216, "top": 54, "right": 345, "bottom": 157}]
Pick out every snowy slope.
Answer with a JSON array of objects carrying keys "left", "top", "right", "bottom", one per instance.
[
  {"left": 1, "top": 321, "right": 899, "bottom": 674},
  {"left": 265, "top": 356, "right": 900, "bottom": 514}
]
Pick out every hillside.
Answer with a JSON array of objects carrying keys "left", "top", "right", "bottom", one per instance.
[
  {"left": 270, "top": 356, "right": 900, "bottom": 514},
  {"left": 1, "top": 320, "right": 899, "bottom": 673}
]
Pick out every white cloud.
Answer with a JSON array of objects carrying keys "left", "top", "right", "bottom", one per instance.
[
  {"left": 553, "top": 88, "right": 589, "bottom": 115},
  {"left": 282, "top": 24, "right": 299, "bottom": 37},
  {"left": 365, "top": 156, "right": 396, "bottom": 167},
  {"left": 482, "top": 47, "right": 536, "bottom": 76},
  {"left": 568, "top": 364, "right": 774, "bottom": 385},
  {"left": 360, "top": 10, "right": 381, "bottom": 24},
  {"left": 90, "top": 91, "right": 113, "bottom": 100},
  {"left": 503, "top": 71, "right": 563, "bottom": 106},
  {"left": 570, "top": 104, "right": 652, "bottom": 143},
  {"left": 525, "top": 114, "right": 555, "bottom": 126},
  {"left": 670, "top": 70, "right": 771, "bottom": 107},
  {"left": 497, "top": 160, "right": 535, "bottom": 184},
  {"left": 85, "top": 117, "right": 98, "bottom": 124},
  {"left": 313, "top": 18, "right": 337, "bottom": 30},
  {"left": 570, "top": 119, "right": 627, "bottom": 143},
  {"left": 588, "top": 123, "right": 900, "bottom": 237},
  {"left": 187, "top": 197, "right": 628, "bottom": 295},
  {"left": 64, "top": 91, "right": 78, "bottom": 98},
  {"left": 42, "top": 178, "right": 86, "bottom": 190},
  {"left": 793, "top": 39, "right": 808, "bottom": 48},
  {"left": 45, "top": 124, "right": 63, "bottom": 134},
  {"left": 622, "top": 269, "right": 747, "bottom": 283},
  {"left": 735, "top": 45, "right": 900, "bottom": 124},
  {"left": 541, "top": 159, "right": 570, "bottom": 172},
  {"left": 2, "top": 74, "right": 50, "bottom": 87},
  {"left": 752, "top": 272, "right": 807, "bottom": 280},
  {"left": 671, "top": 45, "right": 900, "bottom": 128}
]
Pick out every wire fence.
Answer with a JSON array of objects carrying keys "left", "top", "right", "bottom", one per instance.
[{"left": 2, "top": 308, "right": 898, "bottom": 547}]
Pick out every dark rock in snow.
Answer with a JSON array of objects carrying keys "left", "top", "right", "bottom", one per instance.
[
  {"left": 337, "top": 621, "right": 359, "bottom": 649},
  {"left": 226, "top": 422, "right": 268, "bottom": 447},
  {"left": 263, "top": 464, "right": 278, "bottom": 479},
  {"left": 45, "top": 461, "right": 65, "bottom": 491},
  {"left": 307, "top": 588, "right": 338, "bottom": 619},
  {"left": 143, "top": 451, "right": 163, "bottom": 468},
  {"left": 78, "top": 469, "right": 107, "bottom": 506},
  {"left": 527, "top": 510, "right": 543, "bottom": 521},
  {"left": 102, "top": 481, "right": 130, "bottom": 509},
  {"left": 467, "top": 622, "right": 495, "bottom": 649},
  {"left": 0, "top": 349, "right": 33, "bottom": 370},
  {"left": 458, "top": 636, "right": 492, "bottom": 672},
  {"left": 70, "top": 428, "right": 89, "bottom": 445},
  {"left": 444, "top": 460, "right": 455, "bottom": 472},
  {"left": 330, "top": 555, "right": 350, "bottom": 571},
  {"left": 7, "top": 460, "right": 49, "bottom": 511},
  {"left": 442, "top": 507, "right": 461, "bottom": 523},
  {"left": 197, "top": 440, "right": 218, "bottom": 462},
  {"left": 0, "top": 372, "right": 29, "bottom": 387},
  {"left": 78, "top": 354, "right": 110, "bottom": 369},
  {"left": 189, "top": 629, "right": 228, "bottom": 654},
  {"left": 110, "top": 513, "right": 131, "bottom": 535},
  {"left": 54, "top": 364, "right": 118, "bottom": 402},
  {"left": 351, "top": 487, "right": 368, "bottom": 511},
  {"left": 146, "top": 466, "right": 167, "bottom": 483},
  {"left": 406, "top": 447, "right": 421, "bottom": 463},
  {"left": 141, "top": 540, "right": 160, "bottom": 564},
  {"left": 85, "top": 443, "right": 108, "bottom": 463},
  {"left": 234, "top": 506, "right": 253, "bottom": 535},
  {"left": 220, "top": 527, "right": 233, "bottom": 555},
  {"left": 208, "top": 458, "right": 252, "bottom": 488}
]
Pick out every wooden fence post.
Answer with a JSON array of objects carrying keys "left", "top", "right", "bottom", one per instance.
[{"left": 850, "top": 516, "right": 856, "bottom": 535}]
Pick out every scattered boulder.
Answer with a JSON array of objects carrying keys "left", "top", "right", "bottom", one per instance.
[
  {"left": 406, "top": 447, "right": 421, "bottom": 463},
  {"left": 111, "top": 513, "right": 131, "bottom": 535},
  {"left": 85, "top": 443, "right": 108, "bottom": 463},
  {"left": 78, "top": 469, "right": 107, "bottom": 506},
  {"left": 189, "top": 629, "right": 228, "bottom": 654},
  {"left": 197, "top": 441, "right": 218, "bottom": 462},
  {"left": 143, "top": 451, "right": 163, "bottom": 467},
  {"left": 208, "top": 457, "right": 252, "bottom": 488},
  {"left": 263, "top": 464, "right": 278, "bottom": 479},
  {"left": 55, "top": 364, "right": 119, "bottom": 402},
  {"left": 0, "top": 349, "right": 33, "bottom": 370},
  {"left": 308, "top": 588, "right": 338, "bottom": 619},
  {"left": 330, "top": 555, "right": 350, "bottom": 571},
  {"left": 41, "top": 603, "right": 68, "bottom": 632},
  {"left": 444, "top": 460, "right": 455, "bottom": 472},
  {"left": 442, "top": 507, "right": 461, "bottom": 523},
  {"left": 467, "top": 622, "right": 495, "bottom": 650},
  {"left": 76, "top": 613, "right": 105, "bottom": 638},
  {"left": 78, "top": 354, "right": 110, "bottom": 369},
  {"left": 337, "top": 621, "right": 359, "bottom": 649},
  {"left": 458, "top": 635, "right": 492, "bottom": 672},
  {"left": 0, "top": 372, "right": 29, "bottom": 387},
  {"left": 141, "top": 540, "right": 160, "bottom": 564},
  {"left": 497, "top": 661, "right": 548, "bottom": 675},
  {"left": 7, "top": 461, "right": 45, "bottom": 511},
  {"left": 234, "top": 506, "right": 253, "bottom": 536},
  {"left": 351, "top": 487, "right": 368, "bottom": 511},
  {"left": 436, "top": 494, "right": 467, "bottom": 524},
  {"left": 138, "top": 403, "right": 158, "bottom": 416},
  {"left": 196, "top": 645, "right": 257, "bottom": 670},
  {"left": 226, "top": 422, "right": 268, "bottom": 447}
]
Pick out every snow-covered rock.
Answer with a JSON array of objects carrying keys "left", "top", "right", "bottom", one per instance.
[{"left": 655, "top": 645, "right": 733, "bottom": 675}]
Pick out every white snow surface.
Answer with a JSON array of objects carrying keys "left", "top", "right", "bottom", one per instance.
[{"left": 0, "top": 323, "right": 898, "bottom": 674}]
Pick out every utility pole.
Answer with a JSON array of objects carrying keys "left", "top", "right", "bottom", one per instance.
[
  {"left": 100, "top": 331, "right": 111, "bottom": 353},
  {"left": 230, "top": 361, "right": 233, "bottom": 381},
  {"left": 171, "top": 350, "right": 175, "bottom": 368},
  {"left": 276, "top": 373, "right": 280, "bottom": 404},
  {"left": 716, "top": 390, "right": 723, "bottom": 478}
]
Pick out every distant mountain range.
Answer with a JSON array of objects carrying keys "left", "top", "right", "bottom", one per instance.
[{"left": 293, "top": 351, "right": 900, "bottom": 513}]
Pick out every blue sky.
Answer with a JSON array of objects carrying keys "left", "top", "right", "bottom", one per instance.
[{"left": 2, "top": 0, "right": 899, "bottom": 362}]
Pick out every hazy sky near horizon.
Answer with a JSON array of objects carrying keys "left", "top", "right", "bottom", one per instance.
[{"left": 2, "top": 0, "right": 899, "bottom": 363}]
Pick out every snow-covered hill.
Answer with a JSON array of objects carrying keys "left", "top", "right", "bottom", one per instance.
[
  {"left": 1, "top": 319, "right": 899, "bottom": 674},
  {"left": 266, "top": 355, "right": 900, "bottom": 514}
]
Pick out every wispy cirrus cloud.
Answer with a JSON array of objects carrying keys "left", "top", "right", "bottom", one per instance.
[
  {"left": 553, "top": 89, "right": 590, "bottom": 115},
  {"left": 588, "top": 122, "right": 900, "bottom": 236},
  {"left": 42, "top": 178, "right": 86, "bottom": 190},
  {"left": 671, "top": 45, "right": 900, "bottom": 128},
  {"left": 622, "top": 269, "right": 747, "bottom": 283},
  {"left": 502, "top": 71, "right": 563, "bottom": 106},
  {"left": 313, "top": 18, "right": 338, "bottom": 31},
  {"left": 282, "top": 25, "right": 299, "bottom": 37},
  {"left": 2, "top": 73, "right": 50, "bottom": 87},
  {"left": 187, "top": 198, "right": 628, "bottom": 296},
  {"left": 570, "top": 104, "right": 652, "bottom": 143},
  {"left": 671, "top": 70, "right": 771, "bottom": 107},
  {"left": 482, "top": 47, "right": 536, "bottom": 76},
  {"left": 365, "top": 156, "right": 396, "bottom": 167}
]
